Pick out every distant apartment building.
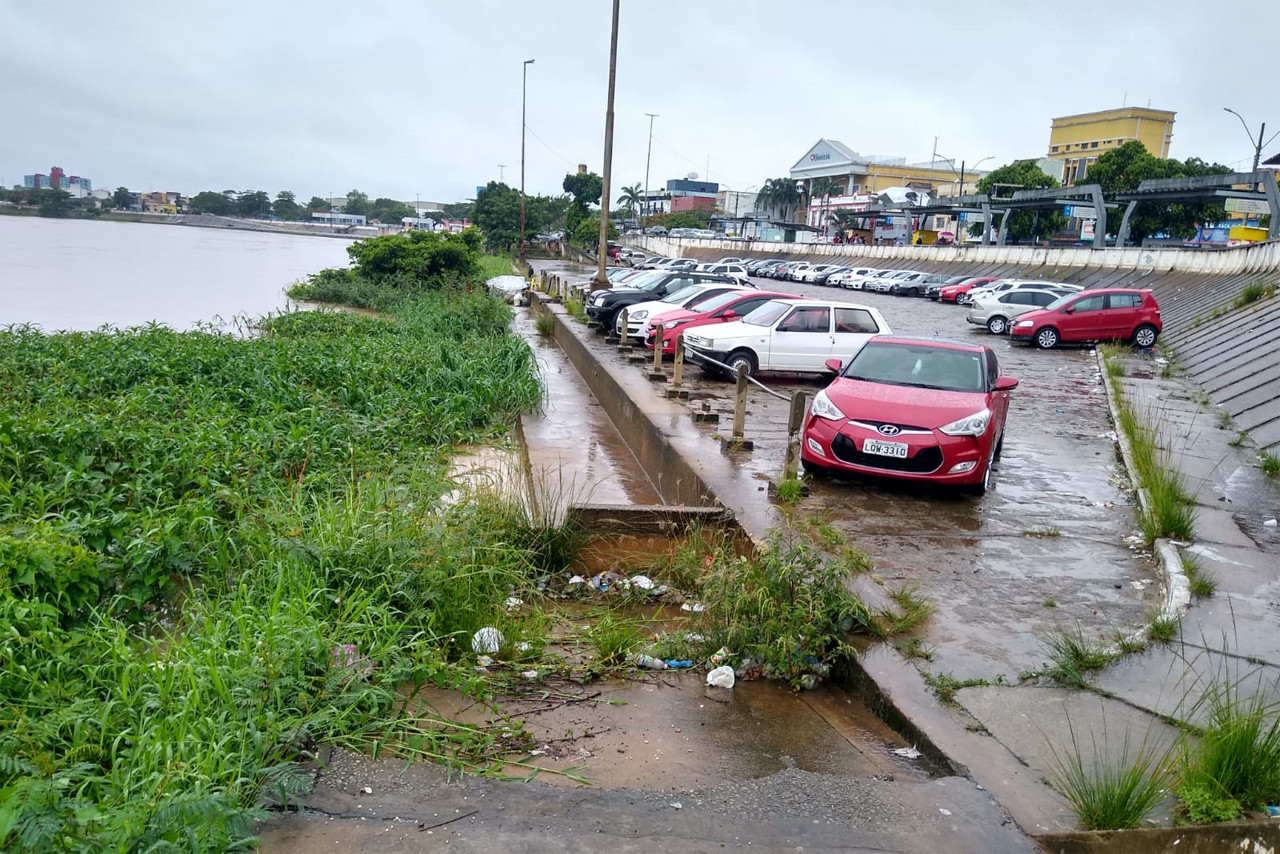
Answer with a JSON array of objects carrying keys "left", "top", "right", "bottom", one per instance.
[
  {"left": 310, "top": 212, "right": 367, "bottom": 226},
  {"left": 1047, "top": 107, "right": 1176, "bottom": 186},
  {"left": 142, "top": 191, "right": 184, "bottom": 214},
  {"left": 24, "top": 166, "right": 92, "bottom": 193}
]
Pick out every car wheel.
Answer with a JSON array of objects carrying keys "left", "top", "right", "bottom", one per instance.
[
  {"left": 967, "top": 449, "right": 995, "bottom": 495},
  {"left": 986, "top": 316, "right": 1009, "bottom": 335},
  {"left": 725, "top": 349, "right": 758, "bottom": 378},
  {"left": 1132, "top": 324, "right": 1158, "bottom": 348},
  {"left": 1035, "top": 327, "right": 1060, "bottom": 349},
  {"left": 905, "top": 287, "right": 919, "bottom": 297}
]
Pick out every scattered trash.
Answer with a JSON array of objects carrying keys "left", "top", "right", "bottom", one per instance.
[
  {"left": 504, "top": 596, "right": 524, "bottom": 611},
  {"left": 706, "top": 665, "right": 736, "bottom": 689},
  {"left": 632, "top": 654, "right": 668, "bottom": 670},
  {"left": 629, "top": 574, "right": 655, "bottom": 591},
  {"left": 664, "top": 659, "right": 694, "bottom": 670},
  {"left": 471, "top": 627, "right": 504, "bottom": 655},
  {"left": 939, "top": 808, "right": 952, "bottom": 816},
  {"left": 797, "top": 674, "right": 818, "bottom": 690},
  {"left": 893, "top": 746, "right": 922, "bottom": 760},
  {"left": 681, "top": 602, "right": 705, "bottom": 612},
  {"left": 590, "top": 571, "right": 625, "bottom": 591},
  {"left": 1266, "top": 805, "right": 1280, "bottom": 817},
  {"left": 361, "top": 786, "right": 373, "bottom": 794},
  {"left": 670, "top": 802, "right": 683, "bottom": 810},
  {"left": 1265, "top": 518, "right": 1277, "bottom": 528},
  {"left": 529, "top": 748, "right": 547, "bottom": 757},
  {"left": 521, "top": 670, "right": 539, "bottom": 680},
  {"left": 710, "top": 646, "right": 731, "bottom": 664},
  {"left": 1055, "top": 408, "right": 1065, "bottom": 414},
  {"left": 476, "top": 655, "right": 494, "bottom": 668},
  {"left": 1129, "top": 579, "right": 1150, "bottom": 590},
  {"left": 516, "top": 641, "right": 531, "bottom": 652},
  {"left": 568, "top": 575, "right": 586, "bottom": 585}
]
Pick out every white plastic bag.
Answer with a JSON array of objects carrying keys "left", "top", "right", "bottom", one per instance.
[
  {"left": 706, "top": 665, "right": 735, "bottom": 689},
  {"left": 471, "top": 627, "right": 504, "bottom": 655}
]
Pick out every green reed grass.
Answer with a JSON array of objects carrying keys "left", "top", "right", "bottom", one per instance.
[
  {"left": 1048, "top": 717, "right": 1171, "bottom": 830},
  {"left": 1109, "top": 377, "right": 1196, "bottom": 543}
]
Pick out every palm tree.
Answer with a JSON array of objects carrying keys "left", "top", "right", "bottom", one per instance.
[
  {"left": 757, "top": 177, "right": 801, "bottom": 222},
  {"left": 809, "top": 176, "right": 843, "bottom": 233},
  {"left": 617, "top": 184, "right": 643, "bottom": 221}
]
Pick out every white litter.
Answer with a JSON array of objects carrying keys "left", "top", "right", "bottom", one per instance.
[
  {"left": 1265, "top": 518, "right": 1278, "bottom": 528},
  {"left": 939, "top": 808, "right": 952, "bottom": 816},
  {"left": 706, "top": 665, "right": 735, "bottom": 689},
  {"left": 629, "top": 574, "right": 655, "bottom": 590},
  {"left": 504, "top": 596, "right": 524, "bottom": 611},
  {"left": 568, "top": 575, "right": 586, "bottom": 585},
  {"left": 892, "top": 746, "right": 923, "bottom": 760},
  {"left": 681, "top": 602, "right": 705, "bottom": 612},
  {"left": 362, "top": 787, "right": 373, "bottom": 794},
  {"left": 669, "top": 802, "right": 683, "bottom": 810},
  {"left": 522, "top": 670, "right": 539, "bottom": 680},
  {"left": 471, "top": 627, "right": 504, "bottom": 655}
]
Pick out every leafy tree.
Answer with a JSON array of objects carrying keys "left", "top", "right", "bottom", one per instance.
[
  {"left": 112, "top": 186, "right": 133, "bottom": 210},
  {"left": 472, "top": 181, "right": 522, "bottom": 250},
  {"left": 305, "top": 195, "right": 330, "bottom": 211},
  {"left": 271, "top": 190, "right": 303, "bottom": 221},
  {"left": 975, "top": 160, "right": 1065, "bottom": 243},
  {"left": 563, "top": 172, "right": 603, "bottom": 209},
  {"left": 236, "top": 190, "right": 271, "bottom": 219},
  {"left": 37, "top": 189, "right": 72, "bottom": 218},
  {"left": 188, "top": 190, "right": 233, "bottom": 216},
  {"left": 369, "top": 198, "right": 415, "bottom": 224},
  {"left": 572, "top": 212, "right": 618, "bottom": 247},
  {"left": 345, "top": 229, "right": 480, "bottom": 282},
  {"left": 439, "top": 201, "right": 474, "bottom": 220},
  {"left": 344, "top": 190, "right": 370, "bottom": 217},
  {"left": 616, "top": 183, "right": 643, "bottom": 220},
  {"left": 1084, "top": 141, "right": 1231, "bottom": 243},
  {"left": 756, "top": 177, "right": 801, "bottom": 221}
]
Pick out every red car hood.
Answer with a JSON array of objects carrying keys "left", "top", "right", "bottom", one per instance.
[
  {"left": 651, "top": 307, "right": 701, "bottom": 325},
  {"left": 826, "top": 379, "right": 989, "bottom": 428}
]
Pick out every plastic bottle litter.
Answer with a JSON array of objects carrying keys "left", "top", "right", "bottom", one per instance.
[
  {"left": 710, "top": 646, "right": 731, "bottom": 665},
  {"left": 892, "top": 746, "right": 922, "bottom": 760},
  {"left": 1265, "top": 518, "right": 1278, "bottom": 528},
  {"left": 629, "top": 574, "right": 655, "bottom": 591},
  {"left": 706, "top": 665, "right": 735, "bottom": 689},
  {"left": 664, "top": 659, "right": 694, "bottom": 670},
  {"left": 632, "top": 653, "right": 668, "bottom": 670},
  {"left": 471, "top": 627, "right": 504, "bottom": 655}
]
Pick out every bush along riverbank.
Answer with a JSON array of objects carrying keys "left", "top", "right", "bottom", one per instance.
[{"left": 0, "top": 230, "right": 555, "bottom": 851}]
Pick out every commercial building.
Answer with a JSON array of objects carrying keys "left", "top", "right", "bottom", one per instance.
[
  {"left": 142, "top": 191, "right": 184, "bottom": 214},
  {"left": 24, "top": 166, "right": 92, "bottom": 192},
  {"left": 1047, "top": 106, "right": 1176, "bottom": 186},
  {"left": 310, "top": 212, "right": 367, "bottom": 227},
  {"left": 666, "top": 178, "right": 718, "bottom": 213}
]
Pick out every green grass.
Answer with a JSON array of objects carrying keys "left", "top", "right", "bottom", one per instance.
[
  {"left": 1024, "top": 525, "right": 1062, "bottom": 538},
  {"left": 0, "top": 263, "right": 557, "bottom": 849},
  {"left": 1182, "top": 553, "right": 1217, "bottom": 598},
  {"left": 478, "top": 253, "right": 518, "bottom": 280},
  {"left": 1042, "top": 625, "right": 1116, "bottom": 688},
  {"left": 1110, "top": 378, "right": 1197, "bottom": 544},
  {"left": 895, "top": 637, "right": 935, "bottom": 661},
  {"left": 535, "top": 310, "right": 557, "bottom": 336},
  {"left": 586, "top": 613, "right": 643, "bottom": 666},
  {"left": 564, "top": 294, "right": 587, "bottom": 323},
  {"left": 1261, "top": 451, "right": 1280, "bottom": 477},
  {"left": 923, "top": 672, "right": 990, "bottom": 706},
  {"left": 775, "top": 477, "right": 805, "bottom": 504},
  {"left": 1177, "top": 674, "right": 1280, "bottom": 822},
  {"left": 1048, "top": 719, "right": 1171, "bottom": 830},
  {"left": 1232, "top": 279, "right": 1276, "bottom": 310},
  {"left": 1147, "top": 613, "right": 1181, "bottom": 643},
  {"left": 1228, "top": 430, "right": 1248, "bottom": 447}
]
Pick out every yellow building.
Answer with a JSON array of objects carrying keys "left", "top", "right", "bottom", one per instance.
[{"left": 1047, "top": 107, "right": 1176, "bottom": 185}]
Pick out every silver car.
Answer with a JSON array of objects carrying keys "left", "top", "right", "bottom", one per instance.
[{"left": 966, "top": 287, "right": 1075, "bottom": 334}]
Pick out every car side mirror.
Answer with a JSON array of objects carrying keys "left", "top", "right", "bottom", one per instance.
[
  {"left": 994, "top": 376, "right": 1019, "bottom": 391},
  {"left": 824, "top": 358, "right": 843, "bottom": 373},
  {"left": 1063, "top": 306, "right": 1075, "bottom": 314},
  {"left": 721, "top": 310, "right": 735, "bottom": 319}
]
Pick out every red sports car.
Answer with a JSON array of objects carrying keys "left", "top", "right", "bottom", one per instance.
[
  {"left": 645, "top": 290, "right": 797, "bottom": 354},
  {"left": 801, "top": 337, "right": 1018, "bottom": 494}
]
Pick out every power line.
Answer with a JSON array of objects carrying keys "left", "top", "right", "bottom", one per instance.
[{"left": 523, "top": 124, "right": 576, "bottom": 168}]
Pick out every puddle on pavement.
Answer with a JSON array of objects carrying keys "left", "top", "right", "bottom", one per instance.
[{"left": 409, "top": 673, "right": 931, "bottom": 791}]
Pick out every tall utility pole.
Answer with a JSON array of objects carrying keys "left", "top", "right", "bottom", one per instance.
[
  {"left": 519, "top": 58, "right": 535, "bottom": 262},
  {"left": 498, "top": 164, "right": 507, "bottom": 182},
  {"left": 593, "top": 0, "right": 620, "bottom": 289},
  {"left": 643, "top": 112, "right": 658, "bottom": 223}
]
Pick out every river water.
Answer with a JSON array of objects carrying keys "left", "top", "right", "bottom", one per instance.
[{"left": 0, "top": 216, "right": 353, "bottom": 332}]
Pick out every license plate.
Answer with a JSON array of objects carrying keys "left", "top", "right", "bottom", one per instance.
[{"left": 863, "top": 438, "right": 908, "bottom": 458}]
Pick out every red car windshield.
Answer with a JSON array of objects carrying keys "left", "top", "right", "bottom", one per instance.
[{"left": 842, "top": 342, "right": 987, "bottom": 393}]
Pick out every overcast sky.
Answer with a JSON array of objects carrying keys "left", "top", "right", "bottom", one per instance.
[{"left": 3, "top": 0, "right": 1277, "bottom": 204}]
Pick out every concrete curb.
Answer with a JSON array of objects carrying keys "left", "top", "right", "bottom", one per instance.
[{"left": 1093, "top": 349, "right": 1192, "bottom": 648}]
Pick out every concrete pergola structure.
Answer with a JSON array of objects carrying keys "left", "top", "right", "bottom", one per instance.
[
  {"left": 983, "top": 184, "right": 1112, "bottom": 249},
  {"left": 1112, "top": 171, "right": 1280, "bottom": 246}
]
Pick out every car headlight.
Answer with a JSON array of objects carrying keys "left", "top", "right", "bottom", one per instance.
[
  {"left": 939, "top": 408, "right": 991, "bottom": 437},
  {"left": 630, "top": 309, "right": 648, "bottom": 321},
  {"left": 662, "top": 320, "right": 682, "bottom": 330},
  {"left": 1015, "top": 319, "right": 1034, "bottom": 328},
  {"left": 590, "top": 294, "right": 607, "bottom": 305},
  {"left": 809, "top": 390, "right": 847, "bottom": 421}
]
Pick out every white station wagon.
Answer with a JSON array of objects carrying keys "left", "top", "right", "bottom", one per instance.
[{"left": 683, "top": 298, "right": 891, "bottom": 377}]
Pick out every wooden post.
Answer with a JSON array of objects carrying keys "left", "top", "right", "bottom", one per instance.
[
  {"left": 782, "top": 391, "right": 809, "bottom": 480},
  {"left": 617, "top": 308, "right": 629, "bottom": 350},
  {"left": 647, "top": 326, "right": 665, "bottom": 380},
  {"left": 720, "top": 362, "right": 754, "bottom": 451}
]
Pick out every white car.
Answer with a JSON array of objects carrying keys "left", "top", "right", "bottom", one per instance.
[
  {"left": 783, "top": 262, "right": 816, "bottom": 281},
  {"left": 962, "top": 279, "right": 1082, "bottom": 306},
  {"left": 864, "top": 271, "right": 926, "bottom": 293},
  {"left": 683, "top": 298, "right": 891, "bottom": 377},
  {"left": 828, "top": 268, "right": 882, "bottom": 289},
  {"left": 966, "top": 288, "right": 1074, "bottom": 334},
  {"left": 615, "top": 282, "right": 754, "bottom": 341},
  {"left": 794, "top": 264, "right": 846, "bottom": 283},
  {"left": 847, "top": 269, "right": 914, "bottom": 291}
]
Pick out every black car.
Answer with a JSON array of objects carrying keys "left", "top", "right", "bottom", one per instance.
[{"left": 584, "top": 272, "right": 735, "bottom": 331}]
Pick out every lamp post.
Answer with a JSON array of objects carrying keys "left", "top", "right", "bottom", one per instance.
[
  {"left": 594, "top": 0, "right": 621, "bottom": 289},
  {"left": 1224, "top": 107, "right": 1268, "bottom": 191},
  {"left": 643, "top": 113, "right": 658, "bottom": 224},
  {"left": 519, "top": 58, "right": 535, "bottom": 263}
]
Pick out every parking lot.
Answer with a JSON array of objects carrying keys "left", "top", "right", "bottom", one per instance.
[{"left": 540, "top": 260, "right": 1162, "bottom": 683}]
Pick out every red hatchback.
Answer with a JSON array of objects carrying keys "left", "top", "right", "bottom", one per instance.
[
  {"left": 801, "top": 337, "right": 1017, "bottom": 494},
  {"left": 938, "top": 276, "right": 997, "bottom": 303},
  {"left": 1010, "top": 288, "right": 1161, "bottom": 349},
  {"left": 645, "top": 290, "right": 797, "bottom": 354}
]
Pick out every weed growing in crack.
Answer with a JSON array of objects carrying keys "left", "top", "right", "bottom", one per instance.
[
  {"left": 1024, "top": 525, "right": 1062, "bottom": 538},
  {"left": 1109, "top": 378, "right": 1196, "bottom": 543},
  {"left": 1147, "top": 613, "right": 1181, "bottom": 643},
  {"left": 1261, "top": 451, "right": 1280, "bottom": 477},
  {"left": 896, "top": 637, "right": 935, "bottom": 661},
  {"left": 1042, "top": 625, "right": 1116, "bottom": 688},
  {"left": 923, "top": 672, "right": 990, "bottom": 706},
  {"left": 1181, "top": 553, "right": 1217, "bottom": 598},
  {"left": 1047, "top": 715, "right": 1172, "bottom": 830}
]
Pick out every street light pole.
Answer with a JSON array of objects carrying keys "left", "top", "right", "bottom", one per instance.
[
  {"left": 643, "top": 112, "right": 658, "bottom": 225},
  {"left": 519, "top": 59, "right": 535, "bottom": 263},
  {"left": 594, "top": 0, "right": 620, "bottom": 289},
  {"left": 1224, "top": 107, "right": 1265, "bottom": 174},
  {"left": 498, "top": 164, "right": 506, "bottom": 182}
]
